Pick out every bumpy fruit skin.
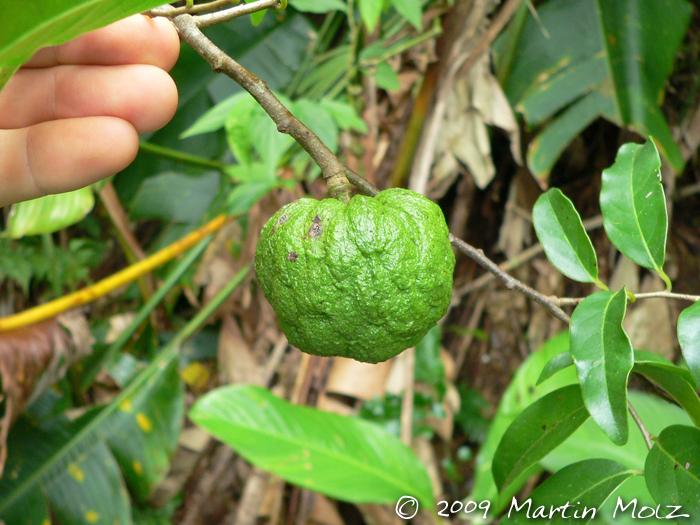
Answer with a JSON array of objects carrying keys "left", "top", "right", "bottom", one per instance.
[{"left": 255, "top": 188, "right": 455, "bottom": 363}]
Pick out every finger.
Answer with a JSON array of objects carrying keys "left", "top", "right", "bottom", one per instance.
[
  {"left": 0, "top": 64, "right": 178, "bottom": 132},
  {"left": 0, "top": 117, "right": 139, "bottom": 208},
  {"left": 24, "top": 15, "right": 180, "bottom": 71}
]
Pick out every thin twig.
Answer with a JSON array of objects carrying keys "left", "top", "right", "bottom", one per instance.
[
  {"left": 628, "top": 401, "right": 653, "bottom": 450},
  {"left": 150, "top": 0, "right": 240, "bottom": 17},
  {"left": 456, "top": 215, "right": 604, "bottom": 297},
  {"left": 194, "top": 0, "right": 285, "bottom": 29},
  {"left": 555, "top": 290, "right": 700, "bottom": 306},
  {"left": 449, "top": 235, "right": 571, "bottom": 323},
  {"left": 172, "top": 14, "right": 351, "bottom": 203}
]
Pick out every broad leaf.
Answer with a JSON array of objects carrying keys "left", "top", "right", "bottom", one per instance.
[
  {"left": 500, "top": 459, "right": 636, "bottom": 524},
  {"left": 633, "top": 361, "right": 700, "bottom": 428},
  {"left": 678, "top": 301, "right": 700, "bottom": 389},
  {"left": 492, "top": 384, "right": 589, "bottom": 492},
  {"left": 468, "top": 332, "right": 578, "bottom": 513},
  {"left": 6, "top": 188, "right": 94, "bottom": 238},
  {"left": 645, "top": 425, "right": 700, "bottom": 521},
  {"left": 537, "top": 351, "right": 574, "bottom": 386},
  {"left": 533, "top": 188, "right": 599, "bottom": 284},
  {"left": 0, "top": 345, "right": 183, "bottom": 522},
  {"left": 494, "top": 0, "right": 691, "bottom": 179},
  {"left": 570, "top": 289, "right": 633, "bottom": 445},
  {"left": 189, "top": 384, "right": 435, "bottom": 508},
  {"left": 600, "top": 140, "right": 670, "bottom": 287},
  {"left": 0, "top": 0, "right": 167, "bottom": 92},
  {"left": 542, "top": 392, "right": 693, "bottom": 525}
]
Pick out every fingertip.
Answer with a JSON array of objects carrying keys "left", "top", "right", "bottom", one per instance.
[
  {"left": 148, "top": 16, "right": 181, "bottom": 71},
  {"left": 0, "top": 117, "right": 140, "bottom": 206}
]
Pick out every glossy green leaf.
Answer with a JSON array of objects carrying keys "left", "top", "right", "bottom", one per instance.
[
  {"left": 494, "top": 0, "right": 691, "bottom": 179},
  {"left": 633, "top": 350, "right": 697, "bottom": 387},
  {"left": 570, "top": 289, "right": 633, "bottom": 445},
  {"left": 0, "top": 344, "right": 183, "bottom": 521},
  {"left": 537, "top": 351, "right": 574, "bottom": 386},
  {"left": 500, "top": 459, "right": 636, "bottom": 525},
  {"left": 678, "top": 300, "right": 700, "bottom": 389},
  {"left": 533, "top": 188, "right": 599, "bottom": 284},
  {"left": 388, "top": 0, "right": 422, "bottom": 30},
  {"left": 358, "top": 0, "right": 385, "bottom": 31},
  {"left": 542, "top": 391, "right": 693, "bottom": 525},
  {"left": 633, "top": 360, "right": 700, "bottom": 428},
  {"left": 289, "top": 0, "right": 347, "bottom": 12},
  {"left": 0, "top": 0, "right": 166, "bottom": 92},
  {"left": 469, "top": 332, "right": 578, "bottom": 513},
  {"left": 600, "top": 140, "right": 670, "bottom": 287},
  {"left": 645, "top": 425, "right": 700, "bottom": 521},
  {"left": 493, "top": 384, "right": 589, "bottom": 492},
  {"left": 189, "top": 384, "right": 435, "bottom": 507},
  {"left": 6, "top": 188, "right": 94, "bottom": 238}
]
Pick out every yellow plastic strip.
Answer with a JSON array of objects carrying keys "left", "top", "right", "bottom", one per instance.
[{"left": 0, "top": 214, "right": 230, "bottom": 333}]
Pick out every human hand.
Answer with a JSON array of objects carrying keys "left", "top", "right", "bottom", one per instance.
[{"left": 0, "top": 14, "right": 180, "bottom": 208}]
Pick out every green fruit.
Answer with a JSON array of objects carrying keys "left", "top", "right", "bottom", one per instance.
[{"left": 255, "top": 188, "right": 455, "bottom": 363}]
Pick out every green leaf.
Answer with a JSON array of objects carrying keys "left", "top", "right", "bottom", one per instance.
[
  {"left": 189, "top": 384, "right": 435, "bottom": 507},
  {"left": 493, "top": 384, "right": 590, "bottom": 492},
  {"left": 533, "top": 188, "right": 599, "bottom": 284},
  {"left": 633, "top": 349, "right": 697, "bottom": 387},
  {"left": 633, "top": 359, "right": 700, "bottom": 428},
  {"left": 129, "top": 172, "right": 220, "bottom": 223},
  {"left": 600, "top": 140, "right": 670, "bottom": 287},
  {"left": 295, "top": 99, "right": 339, "bottom": 153},
  {"left": 358, "top": 0, "right": 385, "bottom": 31},
  {"left": 645, "top": 425, "right": 700, "bottom": 521},
  {"left": 537, "top": 351, "right": 574, "bottom": 386},
  {"left": 244, "top": 0, "right": 269, "bottom": 25},
  {"left": 372, "top": 61, "right": 401, "bottom": 92},
  {"left": 296, "top": 46, "right": 352, "bottom": 99},
  {"left": 6, "top": 188, "right": 95, "bottom": 238},
  {"left": 181, "top": 92, "right": 250, "bottom": 139},
  {"left": 224, "top": 95, "right": 262, "bottom": 166},
  {"left": 541, "top": 391, "right": 693, "bottom": 525},
  {"left": 678, "top": 301, "right": 700, "bottom": 389},
  {"left": 0, "top": 0, "right": 166, "bottom": 92},
  {"left": 500, "top": 459, "right": 636, "bottom": 525},
  {"left": 388, "top": 0, "right": 422, "bottom": 30},
  {"left": 319, "top": 98, "right": 369, "bottom": 134},
  {"left": 570, "top": 289, "right": 633, "bottom": 445},
  {"left": 0, "top": 345, "right": 183, "bottom": 521},
  {"left": 469, "top": 332, "right": 578, "bottom": 513},
  {"left": 289, "top": 0, "right": 347, "bottom": 13},
  {"left": 495, "top": 0, "right": 691, "bottom": 179}
]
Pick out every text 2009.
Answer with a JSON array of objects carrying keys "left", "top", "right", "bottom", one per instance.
[{"left": 437, "top": 500, "right": 491, "bottom": 519}]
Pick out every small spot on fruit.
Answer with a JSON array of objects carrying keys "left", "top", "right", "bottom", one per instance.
[
  {"left": 309, "top": 215, "right": 322, "bottom": 238},
  {"left": 288, "top": 252, "right": 298, "bottom": 262}
]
